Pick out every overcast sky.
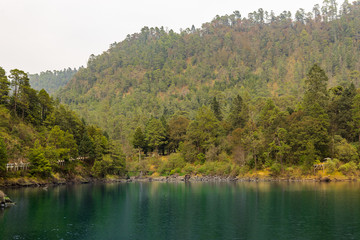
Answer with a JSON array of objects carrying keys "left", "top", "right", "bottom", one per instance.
[{"left": 0, "top": 0, "right": 332, "bottom": 74}]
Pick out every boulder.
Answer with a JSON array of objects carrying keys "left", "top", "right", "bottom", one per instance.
[{"left": 320, "top": 176, "right": 331, "bottom": 182}]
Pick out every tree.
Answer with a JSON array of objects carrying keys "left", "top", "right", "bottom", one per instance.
[
  {"left": 29, "top": 140, "right": 51, "bottom": 178},
  {"left": 186, "top": 106, "right": 222, "bottom": 154},
  {"left": 211, "top": 97, "right": 222, "bottom": 121},
  {"left": 9, "top": 69, "right": 31, "bottom": 119},
  {"left": 132, "top": 127, "right": 146, "bottom": 150},
  {"left": 352, "top": 94, "right": 360, "bottom": 143},
  {"left": 168, "top": 115, "right": 190, "bottom": 152},
  {"left": 228, "top": 95, "right": 248, "bottom": 130},
  {"left": 45, "top": 126, "right": 78, "bottom": 164},
  {"left": 132, "top": 127, "right": 146, "bottom": 160},
  {"left": 0, "top": 137, "right": 8, "bottom": 173},
  {"left": 144, "top": 118, "right": 167, "bottom": 154},
  {"left": 0, "top": 67, "right": 10, "bottom": 105},
  {"left": 303, "top": 64, "right": 329, "bottom": 116},
  {"left": 38, "top": 89, "right": 53, "bottom": 122},
  {"left": 78, "top": 133, "right": 96, "bottom": 161}
]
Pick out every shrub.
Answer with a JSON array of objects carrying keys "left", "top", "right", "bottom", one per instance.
[
  {"left": 239, "top": 165, "right": 250, "bottom": 176},
  {"left": 270, "top": 163, "right": 282, "bottom": 176},
  {"left": 339, "top": 161, "right": 357, "bottom": 176},
  {"left": 197, "top": 153, "right": 206, "bottom": 164},
  {"left": 335, "top": 139, "right": 359, "bottom": 163},
  {"left": 326, "top": 158, "right": 340, "bottom": 174},
  {"left": 159, "top": 153, "right": 186, "bottom": 175},
  {"left": 182, "top": 164, "right": 195, "bottom": 175},
  {"left": 230, "top": 165, "right": 240, "bottom": 177}
]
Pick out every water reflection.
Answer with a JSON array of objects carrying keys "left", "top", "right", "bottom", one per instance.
[{"left": 0, "top": 182, "right": 360, "bottom": 240}]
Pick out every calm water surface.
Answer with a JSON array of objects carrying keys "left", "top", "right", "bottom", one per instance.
[{"left": 1, "top": 182, "right": 360, "bottom": 240}]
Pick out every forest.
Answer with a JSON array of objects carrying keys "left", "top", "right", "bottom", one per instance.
[
  {"left": 2, "top": 1, "right": 360, "bottom": 180},
  {"left": 0, "top": 67, "right": 125, "bottom": 180},
  {"left": 29, "top": 68, "right": 77, "bottom": 94},
  {"left": 53, "top": 1, "right": 360, "bottom": 177}
]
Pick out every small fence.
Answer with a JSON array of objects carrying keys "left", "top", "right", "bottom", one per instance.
[{"left": 6, "top": 156, "right": 88, "bottom": 171}]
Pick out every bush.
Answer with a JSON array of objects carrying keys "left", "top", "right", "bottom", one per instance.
[
  {"left": 159, "top": 153, "right": 186, "bottom": 175},
  {"left": 197, "top": 153, "right": 206, "bottom": 164},
  {"left": 339, "top": 161, "right": 357, "bottom": 176},
  {"left": 270, "top": 163, "right": 282, "bottom": 176},
  {"left": 29, "top": 141, "right": 51, "bottom": 178},
  {"left": 182, "top": 164, "right": 195, "bottom": 175},
  {"left": 284, "top": 167, "right": 294, "bottom": 176},
  {"left": 239, "top": 165, "right": 250, "bottom": 176},
  {"left": 326, "top": 158, "right": 340, "bottom": 174},
  {"left": 230, "top": 165, "right": 240, "bottom": 177},
  {"left": 335, "top": 139, "right": 358, "bottom": 163}
]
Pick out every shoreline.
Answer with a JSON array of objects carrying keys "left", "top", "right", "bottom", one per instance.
[{"left": 0, "top": 174, "right": 358, "bottom": 188}]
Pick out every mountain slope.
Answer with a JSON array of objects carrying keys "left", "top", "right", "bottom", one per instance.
[{"left": 58, "top": 1, "right": 360, "bottom": 144}]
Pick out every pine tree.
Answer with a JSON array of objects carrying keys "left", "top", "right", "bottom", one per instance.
[
  {"left": 228, "top": 95, "right": 248, "bottom": 129},
  {"left": 303, "top": 64, "right": 329, "bottom": 116},
  {"left": 0, "top": 137, "right": 8, "bottom": 173},
  {"left": 132, "top": 127, "right": 146, "bottom": 152},
  {"left": 29, "top": 140, "right": 51, "bottom": 178},
  {"left": 0, "top": 67, "right": 10, "bottom": 105},
  {"left": 211, "top": 97, "right": 222, "bottom": 121}
]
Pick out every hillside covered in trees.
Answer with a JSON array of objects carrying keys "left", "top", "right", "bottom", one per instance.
[
  {"left": 29, "top": 68, "right": 77, "bottom": 94},
  {"left": 0, "top": 67, "right": 124, "bottom": 181},
  {"left": 28, "top": 1, "right": 360, "bottom": 177}
]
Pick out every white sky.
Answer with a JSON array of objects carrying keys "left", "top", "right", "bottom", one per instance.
[{"left": 0, "top": 0, "right": 331, "bottom": 74}]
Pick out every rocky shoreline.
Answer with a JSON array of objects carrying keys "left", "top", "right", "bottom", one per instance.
[{"left": 0, "top": 174, "right": 357, "bottom": 188}]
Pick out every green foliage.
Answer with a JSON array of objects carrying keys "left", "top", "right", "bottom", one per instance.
[
  {"left": 303, "top": 64, "right": 329, "bottom": 115},
  {"left": 132, "top": 127, "right": 146, "bottom": 152},
  {"left": 6, "top": 1, "right": 360, "bottom": 178},
  {"left": 0, "top": 67, "right": 10, "bottom": 105},
  {"left": 29, "top": 141, "right": 51, "bottom": 178},
  {"left": 159, "top": 153, "right": 186, "bottom": 175},
  {"left": 211, "top": 97, "right": 222, "bottom": 121},
  {"left": 168, "top": 114, "right": 189, "bottom": 152},
  {"left": 334, "top": 139, "right": 358, "bottom": 163},
  {"left": 228, "top": 95, "right": 248, "bottom": 130},
  {"left": 269, "top": 163, "right": 282, "bottom": 176},
  {"left": 145, "top": 118, "right": 167, "bottom": 153},
  {"left": 326, "top": 158, "right": 340, "bottom": 174},
  {"left": 29, "top": 68, "right": 77, "bottom": 94},
  {"left": 338, "top": 161, "right": 357, "bottom": 175},
  {"left": 0, "top": 137, "right": 7, "bottom": 173},
  {"left": 187, "top": 106, "right": 223, "bottom": 154}
]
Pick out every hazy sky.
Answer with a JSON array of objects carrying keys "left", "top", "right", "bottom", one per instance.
[{"left": 0, "top": 0, "right": 331, "bottom": 74}]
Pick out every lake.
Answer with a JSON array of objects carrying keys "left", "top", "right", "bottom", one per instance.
[{"left": 1, "top": 182, "right": 360, "bottom": 240}]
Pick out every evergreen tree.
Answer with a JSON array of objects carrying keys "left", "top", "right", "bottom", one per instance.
[
  {"left": 303, "top": 64, "right": 329, "bottom": 116},
  {"left": 132, "top": 127, "right": 146, "bottom": 156},
  {"left": 79, "top": 133, "right": 96, "bottom": 160},
  {"left": 38, "top": 89, "right": 53, "bottom": 122},
  {"left": 228, "top": 95, "right": 248, "bottom": 130},
  {"left": 29, "top": 140, "right": 51, "bottom": 178},
  {"left": 0, "top": 67, "right": 10, "bottom": 105},
  {"left": 9, "top": 69, "right": 31, "bottom": 119},
  {"left": 0, "top": 137, "right": 8, "bottom": 173},
  {"left": 211, "top": 97, "right": 222, "bottom": 121},
  {"left": 145, "top": 118, "right": 167, "bottom": 153}
]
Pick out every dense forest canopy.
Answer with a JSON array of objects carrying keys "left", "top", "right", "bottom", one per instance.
[
  {"left": 29, "top": 68, "right": 77, "bottom": 94},
  {"left": 0, "top": 66, "right": 124, "bottom": 178},
  {"left": 4, "top": 0, "right": 360, "bottom": 177}
]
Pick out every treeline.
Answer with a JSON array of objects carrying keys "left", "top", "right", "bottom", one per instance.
[
  {"left": 56, "top": 1, "right": 360, "bottom": 151},
  {"left": 129, "top": 64, "right": 360, "bottom": 175},
  {"left": 0, "top": 67, "right": 124, "bottom": 178},
  {"left": 29, "top": 68, "right": 77, "bottom": 94}
]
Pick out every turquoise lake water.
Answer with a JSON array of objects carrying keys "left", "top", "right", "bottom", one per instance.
[{"left": 1, "top": 182, "right": 360, "bottom": 239}]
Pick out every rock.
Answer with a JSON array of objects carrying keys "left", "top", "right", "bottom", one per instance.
[
  {"left": 320, "top": 176, "right": 331, "bottom": 182},
  {"left": 0, "top": 190, "right": 5, "bottom": 203}
]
